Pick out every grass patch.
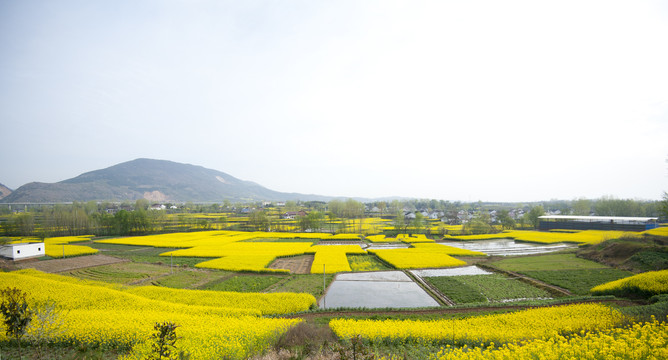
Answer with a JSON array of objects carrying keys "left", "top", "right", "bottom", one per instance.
[
  {"left": 89, "top": 243, "right": 206, "bottom": 267},
  {"left": 64, "top": 262, "right": 171, "bottom": 284},
  {"left": 491, "top": 253, "right": 607, "bottom": 272},
  {"left": 347, "top": 254, "right": 393, "bottom": 272},
  {"left": 620, "top": 294, "right": 668, "bottom": 322},
  {"left": 154, "top": 269, "right": 232, "bottom": 289},
  {"left": 203, "top": 274, "right": 287, "bottom": 292},
  {"left": 626, "top": 249, "right": 668, "bottom": 272},
  {"left": 424, "top": 276, "right": 486, "bottom": 304},
  {"left": 269, "top": 274, "right": 335, "bottom": 298},
  {"left": 0, "top": 341, "right": 125, "bottom": 360},
  {"left": 425, "top": 274, "right": 550, "bottom": 304},
  {"left": 522, "top": 268, "right": 633, "bottom": 295}
]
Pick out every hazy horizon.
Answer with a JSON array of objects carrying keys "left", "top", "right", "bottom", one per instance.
[{"left": 2, "top": 1, "right": 667, "bottom": 202}]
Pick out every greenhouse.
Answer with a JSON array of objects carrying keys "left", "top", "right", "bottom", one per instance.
[{"left": 538, "top": 215, "right": 659, "bottom": 232}]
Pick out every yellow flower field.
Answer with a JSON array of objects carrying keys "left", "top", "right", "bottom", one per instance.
[
  {"left": 0, "top": 270, "right": 303, "bottom": 359},
  {"left": 434, "top": 316, "right": 668, "bottom": 360},
  {"left": 162, "top": 242, "right": 313, "bottom": 272},
  {"left": 45, "top": 244, "right": 98, "bottom": 258},
  {"left": 44, "top": 235, "right": 96, "bottom": 244},
  {"left": 591, "top": 269, "right": 668, "bottom": 297},
  {"left": 194, "top": 255, "right": 291, "bottom": 273},
  {"left": 401, "top": 234, "right": 435, "bottom": 243},
  {"left": 368, "top": 250, "right": 461, "bottom": 269},
  {"left": 367, "top": 243, "right": 484, "bottom": 269},
  {"left": 96, "top": 231, "right": 251, "bottom": 248},
  {"left": 308, "top": 245, "right": 367, "bottom": 274},
  {"left": 443, "top": 230, "right": 639, "bottom": 245},
  {"left": 365, "top": 234, "right": 400, "bottom": 242},
  {"left": 125, "top": 286, "right": 316, "bottom": 315},
  {"left": 644, "top": 226, "right": 668, "bottom": 237},
  {"left": 365, "top": 234, "right": 386, "bottom": 242},
  {"left": 330, "top": 303, "right": 624, "bottom": 345}
]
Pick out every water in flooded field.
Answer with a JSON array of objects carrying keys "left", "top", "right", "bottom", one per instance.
[
  {"left": 410, "top": 266, "right": 493, "bottom": 277},
  {"left": 439, "top": 239, "right": 576, "bottom": 256},
  {"left": 319, "top": 271, "right": 440, "bottom": 309}
]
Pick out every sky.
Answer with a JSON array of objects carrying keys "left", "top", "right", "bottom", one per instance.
[{"left": 1, "top": 0, "right": 667, "bottom": 202}]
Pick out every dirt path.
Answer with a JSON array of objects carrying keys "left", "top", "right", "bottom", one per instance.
[
  {"left": 269, "top": 255, "right": 314, "bottom": 274},
  {"left": 285, "top": 298, "right": 640, "bottom": 320},
  {"left": 15, "top": 254, "right": 129, "bottom": 273}
]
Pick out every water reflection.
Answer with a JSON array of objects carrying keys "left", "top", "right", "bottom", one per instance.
[
  {"left": 319, "top": 271, "right": 439, "bottom": 309},
  {"left": 439, "top": 239, "right": 576, "bottom": 256}
]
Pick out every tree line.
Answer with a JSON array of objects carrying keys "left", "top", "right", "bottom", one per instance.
[{"left": 1, "top": 196, "right": 665, "bottom": 238}]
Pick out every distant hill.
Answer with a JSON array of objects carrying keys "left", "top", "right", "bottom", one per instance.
[
  {"left": 0, "top": 183, "right": 12, "bottom": 200},
  {"left": 0, "top": 159, "right": 331, "bottom": 203}
]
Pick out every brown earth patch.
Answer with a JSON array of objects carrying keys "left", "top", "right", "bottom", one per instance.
[
  {"left": 269, "top": 255, "right": 314, "bottom": 274},
  {"left": 15, "top": 254, "right": 129, "bottom": 273}
]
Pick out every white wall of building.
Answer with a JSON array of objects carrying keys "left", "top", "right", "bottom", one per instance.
[{"left": 0, "top": 243, "right": 45, "bottom": 260}]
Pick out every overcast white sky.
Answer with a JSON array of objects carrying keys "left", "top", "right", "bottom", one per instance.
[{"left": 1, "top": 0, "right": 667, "bottom": 202}]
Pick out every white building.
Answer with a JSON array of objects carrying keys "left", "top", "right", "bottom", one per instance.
[{"left": 0, "top": 243, "right": 46, "bottom": 260}]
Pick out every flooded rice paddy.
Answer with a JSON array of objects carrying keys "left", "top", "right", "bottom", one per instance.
[
  {"left": 410, "top": 266, "right": 493, "bottom": 277},
  {"left": 439, "top": 238, "right": 576, "bottom": 256},
  {"left": 319, "top": 271, "right": 439, "bottom": 309}
]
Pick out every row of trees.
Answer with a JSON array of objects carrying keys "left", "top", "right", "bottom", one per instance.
[{"left": 1, "top": 196, "right": 666, "bottom": 238}]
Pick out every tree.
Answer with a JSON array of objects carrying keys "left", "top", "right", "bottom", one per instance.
[
  {"left": 8, "top": 213, "right": 35, "bottom": 237},
  {"left": 249, "top": 210, "right": 270, "bottom": 231},
  {"left": 393, "top": 210, "right": 406, "bottom": 233},
  {"left": 497, "top": 209, "right": 515, "bottom": 230},
  {"left": 661, "top": 192, "right": 668, "bottom": 221},
  {"left": 285, "top": 200, "right": 298, "bottom": 212},
  {"left": 0, "top": 287, "right": 33, "bottom": 357},
  {"left": 377, "top": 202, "right": 387, "bottom": 218},
  {"left": 410, "top": 212, "right": 425, "bottom": 234},
  {"left": 572, "top": 198, "right": 591, "bottom": 216},
  {"left": 463, "top": 211, "right": 492, "bottom": 235},
  {"left": 298, "top": 211, "right": 324, "bottom": 232},
  {"left": 26, "top": 300, "right": 67, "bottom": 360},
  {"left": 525, "top": 205, "right": 545, "bottom": 229},
  {"left": 114, "top": 210, "right": 132, "bottom": 235},
  {"left": 135, "top": 198, "right": 150, "bottom": 211},
  {"left": 445, "top": 209, "right": 459, "bottom": 225},
  {"left": 148, "top": 321, "right": 181, "bottom": 360}
]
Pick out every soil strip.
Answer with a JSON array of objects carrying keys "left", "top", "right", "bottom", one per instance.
[{"left": 15, "top": 254, "right": 129, "bottom": 273}]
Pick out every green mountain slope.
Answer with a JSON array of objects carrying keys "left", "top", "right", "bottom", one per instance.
[{"left": 1, "top": 159, "right": 327, "bottom": 203}]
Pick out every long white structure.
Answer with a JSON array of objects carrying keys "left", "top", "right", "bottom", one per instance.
[
  {"left": 538, "top": 215, "right": 659, "bottom": 231},
  {"left": 0, "top": 243, "right": 45, "bottom": 260}
]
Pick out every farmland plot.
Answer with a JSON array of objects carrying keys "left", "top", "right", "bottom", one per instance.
[
  {"left": 491, "top": 253, "right": 633, "bottom": 295},
  {"left": 424, "top": 274, "right": 551, "bottom": 304}
]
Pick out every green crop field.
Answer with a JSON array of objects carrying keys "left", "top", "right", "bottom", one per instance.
[
  {"left": 489, "top": 253, "right": 632, "bottom": 295},
  {"left": 491, "top": 253, "right": 607, "bottom": 272},
  {"left": 347, "top": 254, "right": 393, "bottom": 271},
  {"left": 268, "top": 274, "right": 335, "bottom": 298},
  {"left": 203, "top": 274, "right": 287, "bottom": 292},
  {"left": 425, "top": 274, "right": 551, "bottom": 304},
  {"left": 521, "top": 269, "right": 632, "bottom": 295},
  {"left": 154, "top": 269, "right": 232, "bottom": 289}
]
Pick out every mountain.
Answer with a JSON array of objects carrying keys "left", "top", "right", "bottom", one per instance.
[
  {"left": 0, "top": 183, "right": 12, "bottom": 200},
  {"left": 0, "top": 159, "right": 331, "bottom": 203}
]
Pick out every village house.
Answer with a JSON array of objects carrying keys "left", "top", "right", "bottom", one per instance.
[{"left": 282, "top": 210, "right": 307, "bottom": 220}]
